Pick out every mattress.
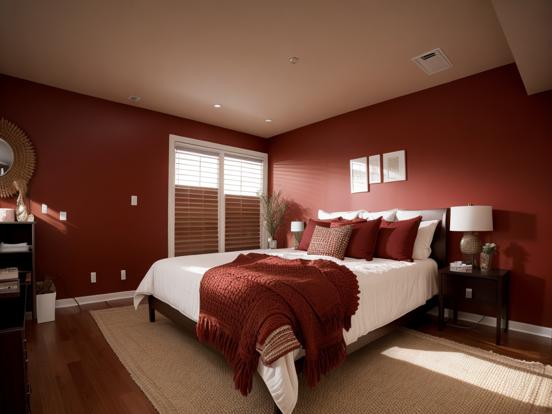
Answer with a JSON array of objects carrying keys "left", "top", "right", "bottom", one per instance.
[{"left": 134, "top": 248, "right": 438, "bottom": 413}]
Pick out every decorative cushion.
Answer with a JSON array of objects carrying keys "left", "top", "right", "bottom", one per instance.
[
  {"left": 307, "top": 225, "right": 353, "bottom": 260},
  {"left": 331, "top": 217, "right": 381, "bottom": 260},
  {"left": 375, "top": 216, "right": 422, "bottom": 261},
  {"left": 298, "top": 218, "right": 332, "bottom": 251},
  {"left": 359, "top": 209, "right": 397, "bottom": 222},
  {"left": 317, "top": 209, "right": 362, "bottom": 220},
  {"left": 412, "top": 220, "right": 439, "bottom": 260}
]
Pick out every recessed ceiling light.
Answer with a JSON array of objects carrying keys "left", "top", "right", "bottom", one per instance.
[
  {"left": 288, "top": 56, "right": 299, "bottom": 64},
  {"left": 265, "top": 119, "right": 272, "bottom": 123},
  {"left": 128, "top": 95, "right": 141, "bottom": 102},
  {"left": 213, "top": 104, "right": 222, "bottom": 108}
]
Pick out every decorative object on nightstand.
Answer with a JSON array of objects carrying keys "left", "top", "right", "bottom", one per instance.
[
  {"left": 438, "top": 266, "right": 510, "bottom": 345},
  {"left": 450, "top": 205, "right": 493, "bottom": 265},
  {"left": 480, "top": 243, "right": 496, "bottom": 272},
  {"left": 290, "top": 221, "right": 304, "bottom": 248},
  {"left": 260, "top": 191, "right": 287, "bottom": 249}
]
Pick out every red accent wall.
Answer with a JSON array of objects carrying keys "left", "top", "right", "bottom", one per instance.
[
  {"left": 0, "top": 75, "right": 268, "bottom": 299},
  {"left": 269, "top": 64, "right": 552, "bottom": 328}
]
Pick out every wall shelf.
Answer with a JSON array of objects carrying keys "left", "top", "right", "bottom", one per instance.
[{"left": 0, "top": 222, "right": 36, "bottom": 320}]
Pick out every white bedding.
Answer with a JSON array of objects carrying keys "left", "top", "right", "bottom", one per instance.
[{"left": 134, "top": 248, "right": 438, "bottom": 413}]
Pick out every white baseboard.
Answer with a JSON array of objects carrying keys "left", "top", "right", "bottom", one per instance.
[
  {"left": 55, "top": 298, "right": 78, "bottom": 308},
  {"left": 428, "top": 307, "right": 552, "bottom": 339},
  {"left": 56, "top": 290, "right": 135, "bottom": 308}
]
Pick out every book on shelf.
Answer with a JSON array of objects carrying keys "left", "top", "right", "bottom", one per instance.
[
  {"left": 0, "top": 266, "right": 19, "bottom": 281},
  {"left": 449, "top": 261, "right": 473, "bottom": 273},
  {"left": 0, "top": 242, "right": 30, "bottom": 252},
  {"left": 0, "top": 279, "right": 20, "bottom": 293}
]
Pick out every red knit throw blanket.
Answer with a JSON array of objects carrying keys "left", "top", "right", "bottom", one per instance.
[{"left": 196, "top": 253, "right": 359, "bottom": 395}]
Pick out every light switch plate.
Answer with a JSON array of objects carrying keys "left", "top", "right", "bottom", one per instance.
[
  {"left": 90, "top": 272, "right": 97, "bottom": 284},
  {"left": 41, "top": 204, "right": 48, "bottom": 214},
  {"left": 60, "top": 211, "right": 67, "bottom": 221},
  {"left": 121, "top": 269, "right": 126, "bottom": 280},
  {"left": 131, "top": 195, "right": 138, "bottom": 206},
  {"left": 465, "top": 288, "right": 473, "bottom": 299}
]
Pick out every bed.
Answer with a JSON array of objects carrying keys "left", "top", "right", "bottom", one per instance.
[{"left": 134, "top": 208, "right": 447, "bottom": 414}]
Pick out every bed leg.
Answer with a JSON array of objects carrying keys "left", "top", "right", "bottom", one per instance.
[
  {"left": 148, "top": 296, "right": 156, "bottom": 322},
  {"left": 273, "top": 403, "right": 283, "bottom": 414}
]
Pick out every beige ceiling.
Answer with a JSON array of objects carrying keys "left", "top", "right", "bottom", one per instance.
[
  {"left": 0, "top": 1, "right": 514, "bottom": 138},
  {"left": 492, "top": 0, "right": 552, "bottom": 95}
]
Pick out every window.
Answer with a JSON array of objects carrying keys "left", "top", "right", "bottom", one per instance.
[
  {"left": 224, "top": 156, "right": 264, "bottom": 252},
  {"left": 169, "top": 135, "right": 267, "bottom": 257}
]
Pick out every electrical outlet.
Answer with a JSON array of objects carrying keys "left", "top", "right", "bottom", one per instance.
[
  {"left": 41, "top": 204, "right": 48, "bottom": 214},
  {"left": 121, "top": 269, "right": 126, "bottom": 280},
  {"left": 131, "top": 195, "right": 138, "bottom": 206},
  {"left": 465, "top": 288, "right": 473, "bottom": 299},
  {"left": 60, "top": 211, "right": 67, "bottom": 221},
  {"left": 90, "top": 272, "right": 97, "bottom": 284}
]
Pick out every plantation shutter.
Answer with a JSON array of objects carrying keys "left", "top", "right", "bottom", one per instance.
[
  {"left": 224, "top": 156, "right": 263, "bottom": 251},
  {"left": 174, "top": 149, "right": 219, "bottom": 256}
]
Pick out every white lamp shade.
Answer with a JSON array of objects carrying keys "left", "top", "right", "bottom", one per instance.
[
  {"left": 290, "top": 221, "right": 304, "bottom": 232},
  {"left": 450, "top": 205, "right": 493, "bottom": 232}
]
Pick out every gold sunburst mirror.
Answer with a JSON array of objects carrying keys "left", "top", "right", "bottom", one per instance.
[{"left": 0, "top": 118, "right": 36, "bottom": 198}]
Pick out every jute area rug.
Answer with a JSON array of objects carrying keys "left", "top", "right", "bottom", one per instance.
[{"left": 91, "top": 306, "right": 552, "bottom": 414}]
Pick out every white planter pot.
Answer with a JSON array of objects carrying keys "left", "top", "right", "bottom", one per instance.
[{"left": 36, "top": 292, "right": 56, "bottom": 323}]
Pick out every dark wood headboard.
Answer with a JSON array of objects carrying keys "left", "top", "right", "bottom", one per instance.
[{"left": 394, "top": 208, "right": 448, "bottom": 267}]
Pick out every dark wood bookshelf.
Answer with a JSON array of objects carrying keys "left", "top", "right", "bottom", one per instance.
[{"left": 0, "top": 222, "right": 36, "bottom": 319}]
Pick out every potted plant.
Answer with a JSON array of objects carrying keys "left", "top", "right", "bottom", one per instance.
[
  {"left": 260, "top": 191, "right": 287, "bottom": 249},
  {"left": 480, "top": 243, "right": 496, "bottom": 272}
]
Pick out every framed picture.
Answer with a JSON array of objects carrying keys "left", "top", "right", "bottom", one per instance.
[
  {"left": 368, "top": 154, "right": 381, "bottom": 184},
  {"left": 350, "top": 157, "right": 368, "bottom": 193},
  {"left": 383, "top": 150, "right": 406, "bottom": 182}
]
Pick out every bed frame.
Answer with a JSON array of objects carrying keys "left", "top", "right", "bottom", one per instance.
[{"left": 147, "top": 208, "right": 448, "bottom": 413}]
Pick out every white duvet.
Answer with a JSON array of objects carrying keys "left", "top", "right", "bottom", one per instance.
[{"left": 134, "top": 248, "right": 438, "bottom": 413}]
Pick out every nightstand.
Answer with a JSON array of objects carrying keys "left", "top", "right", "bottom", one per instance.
[{"left": 438, "top": 266, "right": 510, "bottom": 345}]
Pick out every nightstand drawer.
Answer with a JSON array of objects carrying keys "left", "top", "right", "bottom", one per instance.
[{"left": 443, "top": 276, "right": 497, "bottom": 305}]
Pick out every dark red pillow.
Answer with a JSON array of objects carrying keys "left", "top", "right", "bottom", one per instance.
[
  {"left": 298, "top": 219, "right": 333, "bottom": 250},
  {"left": 331, "top": 217, "right": 381, "bottom": 260},
  {"left": 375, "top": 216, "right": 422, "bottom": 261}
]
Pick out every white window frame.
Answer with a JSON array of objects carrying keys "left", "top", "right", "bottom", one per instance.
[{"left": 168, "top": 134, "right": 268, "bottom": 257}]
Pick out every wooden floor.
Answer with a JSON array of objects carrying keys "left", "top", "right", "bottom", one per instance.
[{"left": 27, "top": 299, "right": 552, "bottom": 413}]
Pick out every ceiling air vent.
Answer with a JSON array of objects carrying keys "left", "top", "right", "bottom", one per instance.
[{"left": 412, "top": 48, "right": 452, "bottom": 75}]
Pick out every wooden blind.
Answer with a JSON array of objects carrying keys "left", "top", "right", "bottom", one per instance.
[
  {"left": 174, "top": 149, "right": 219, "bottom": 256},
  {"left": 224, "top": 156, "right": 263, "bottom": 251},
  {"left": 173, "top": 148, "right": 264, "bottom": 256},
  {"left": 225, "top": 194, "right": 261, "bottom": 251}
]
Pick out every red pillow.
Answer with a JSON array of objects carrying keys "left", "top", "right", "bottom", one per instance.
[
  {"left": 298, "top": 218, "right": 333, "bottom": 250},
  {"left": 375, "top": 216, "right": 422, "bottom": 261},
  {"left": 331, "top": 217, "right": 381, "bottom": 260}
]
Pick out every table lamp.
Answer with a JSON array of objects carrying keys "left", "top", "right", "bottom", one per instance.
[
  {"left": 290, "top": 221, "right": 304, "bottom": 248},
  {"left": 450, "top": 205, "right": 493, "bottom": 265}
]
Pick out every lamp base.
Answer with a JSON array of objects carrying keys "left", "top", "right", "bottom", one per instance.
[
  {"left": 292, "top": 232, "right": 302, "bottom": 249},
  {"left": 460, "top": 232, "right": 482, "bottom": 265}
]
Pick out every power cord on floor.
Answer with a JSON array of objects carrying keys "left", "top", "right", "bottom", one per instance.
[{"left": 445, "top": 314, "right": 486, "bottom": 329}]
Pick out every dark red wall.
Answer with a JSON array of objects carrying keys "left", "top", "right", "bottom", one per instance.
[
  {"left": 269, "top": 64, "right": 552, "bottom": 328},
  {"left": 0, "top": 75, "right": 268, "bottom": 299}
]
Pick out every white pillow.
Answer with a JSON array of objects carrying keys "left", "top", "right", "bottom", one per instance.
[
  {"left": 412, "top": 220, "right": 439, "bottom": 260},
  {"left": 317, "top": 209, "right": 361, "bottom": 220},
  {"left": 359, "top": 209, "right": 397, "bottom": 222}
]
